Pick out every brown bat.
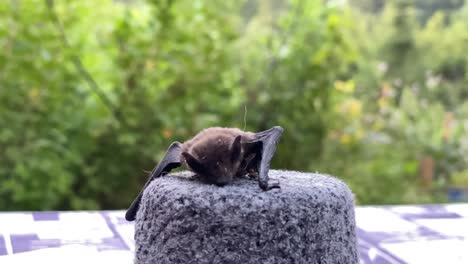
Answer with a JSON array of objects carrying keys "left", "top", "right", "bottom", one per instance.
[{"left": 125, "top": 126, "right": 283, "bottom": 221}]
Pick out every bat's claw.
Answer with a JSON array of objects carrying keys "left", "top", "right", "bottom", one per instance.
[
  {"left": 247, "top": 171, "right": 258, "bottom": 180},
  {"left": 267, "top": 180, "right": 280, "bottom": 190},
  {"left": 259, "top": 179, "right": 280, "bottom": 191}
]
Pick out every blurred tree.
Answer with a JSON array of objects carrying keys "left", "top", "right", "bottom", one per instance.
[
  {"left": 0, "top": 0, "right": 116, "bottom": 209},
  {"left": 238, "top": 0, "right": 357, "bottom": 169}
]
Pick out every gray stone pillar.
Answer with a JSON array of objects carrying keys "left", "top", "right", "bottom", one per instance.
[{"left": 134, "top": 170, "right": 358, "bottom": 264}]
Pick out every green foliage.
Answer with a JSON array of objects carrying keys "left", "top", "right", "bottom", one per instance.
[
  {"left": 0, "top": 0, "right": 101, "bottom": 210},
  {"left": 237, "top": 0, "right": 358, "bottom": 169},
  {"left": 0, "top": 0, "right": 467, "bottom": 210},
  {"left": 318, "top": 0, "right": 468, "bottom": 204}
]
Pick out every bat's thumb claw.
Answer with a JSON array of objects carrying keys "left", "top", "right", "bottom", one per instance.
[
  {"left": 259, "top": 179, "right": 280, "bottom": 191},
  {"left": 267, "top": 180, "right": 281, "bottom": 190}
]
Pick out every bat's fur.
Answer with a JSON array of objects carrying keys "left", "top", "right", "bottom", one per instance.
[{"left": 180, "top": 127, "right": 258, "bottom": 186}]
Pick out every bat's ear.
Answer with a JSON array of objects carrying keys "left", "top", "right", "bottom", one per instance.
[
  {"left": 230, "top": 135, "right": 242, "bottom": 161},
  {"left": 182, "top": 152, "right": 206, "bottom": 173}
]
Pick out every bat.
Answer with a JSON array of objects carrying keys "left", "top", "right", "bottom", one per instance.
[{"left": 125, "top": 126, "right": 283, "bottom": 221}]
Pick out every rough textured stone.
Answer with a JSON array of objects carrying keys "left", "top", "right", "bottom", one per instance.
[{"left": 134, "top": 170, "right": 358, "bottom": 264}]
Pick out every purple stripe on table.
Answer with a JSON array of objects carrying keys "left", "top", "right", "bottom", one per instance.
[
  {"left": 100, "top": 237, "right": 128, "bottom": 251},
  {"left": 357, "top": 229, "right": 406, "bottom": 264},
  {"left": 357, "top": 224, "right": 456, "bottom": 246},
  {"left": 358, "top": 238, "right": 403, "bottom": 264},
  {"left": 101, "top": 212, "right": 130, "bottom": 250},
  {"left": 0, "top": 235, "right": 7, "bottom": 256},
  {"left": 399, "top": 212, "right": 462, "bottom": 220},
  {"left": 32, "top": 212, "right": 59, "bottom": 221},
  {"left": 10, "top": 234, "right": 61, "bottom": 254},
  {"left": 11, "top": 234, "right": 39, "bottom": 254},
  {"left": 392, "top": 205, "right": 463, "bottom": 220}
]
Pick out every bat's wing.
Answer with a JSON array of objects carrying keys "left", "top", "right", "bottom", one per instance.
[
  {"left": 245, "top": 126, "right": 283, "bottom": 190},
  {"left": 125, "top": 141, "right": 182, "bottom": 221}
]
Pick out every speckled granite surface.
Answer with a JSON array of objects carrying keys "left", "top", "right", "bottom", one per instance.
[{"left": 134, "top": 170, "right": 358, "bottom": 264}]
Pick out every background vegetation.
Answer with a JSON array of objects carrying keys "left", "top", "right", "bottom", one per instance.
[{"left": 1, "top": 0, "right": 467, "bottom": 210}]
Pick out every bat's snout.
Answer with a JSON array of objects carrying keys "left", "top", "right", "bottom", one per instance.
[
  {"left": 215, "top": 182, "right": 228, "bottom": 187},
  {"left": 213, "top": 173, "right": 234, "bottom": 187}
]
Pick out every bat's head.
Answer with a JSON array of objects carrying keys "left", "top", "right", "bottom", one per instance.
[{"left": 182, "top": 135, "right": 245, "bottom": 186}]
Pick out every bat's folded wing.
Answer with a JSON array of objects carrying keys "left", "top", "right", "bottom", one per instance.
[
  {"left": 246, "top": 126, "right": 284, "bottom": 190},
  {"left": 125, "top": 141, "right": 182, "bottom": 221}
]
